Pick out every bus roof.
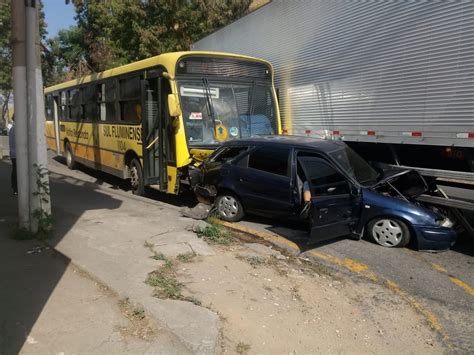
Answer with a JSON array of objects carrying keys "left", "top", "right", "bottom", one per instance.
[{"left": 44, "top": 51, "right": 273, "bottom": 94}]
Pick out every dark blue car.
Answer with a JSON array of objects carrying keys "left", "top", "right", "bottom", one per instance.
[{"left": 195, "top": 136, "right": 457, "bottom": 251}]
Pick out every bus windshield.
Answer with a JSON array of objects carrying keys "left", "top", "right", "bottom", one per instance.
[{"left": 178, "top": 79, "right": 277, "bottom": 146}]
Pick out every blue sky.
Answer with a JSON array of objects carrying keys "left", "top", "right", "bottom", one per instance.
[{"left": 43, "top": 0, "right": 76, "bottom": 38}]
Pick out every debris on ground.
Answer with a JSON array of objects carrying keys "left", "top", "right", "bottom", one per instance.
[{"left": 180, "top": 203, "right": 211, "bottom": 220}]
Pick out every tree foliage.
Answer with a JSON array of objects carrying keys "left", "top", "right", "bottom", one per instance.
[
  {"left": 50, "top": 0, "right": 252, "bottom": 76},
  {"left": 0, "top": 0, "right": 12, "bottom": 124},
  {"left": 0, "top": 0, "right": 49, "bottom": 123}
]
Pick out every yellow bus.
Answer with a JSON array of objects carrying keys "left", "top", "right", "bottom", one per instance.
[{"left": 44, "top": 51, "right": 281, "bottom": 195}]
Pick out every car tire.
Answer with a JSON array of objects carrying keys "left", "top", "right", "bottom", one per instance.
[
  {"left": 367, "top": 217, "right": 410, "bottom": 248},
  {"left": 216, "top": 193, "right": 245, "bottom": 222},
  {"left": 129, "top": 158, "right": 145, "bottom": 196},
  {"left": 65, "top": 142, "right": 76, "bottom": 170}
]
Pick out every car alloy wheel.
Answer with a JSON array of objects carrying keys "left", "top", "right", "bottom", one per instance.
[
  {"left": 369, "top": 218, "right": 410, "bottom": 248},
  {"left": 216, "top": 193, "right": 244, "bottom": 222}
]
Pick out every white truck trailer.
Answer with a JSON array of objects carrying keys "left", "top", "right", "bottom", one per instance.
[{"left": 193, "top": 0, "right": 474, "bottom": 182}]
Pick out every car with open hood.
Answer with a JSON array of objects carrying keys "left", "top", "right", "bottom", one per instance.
[{"left": 195, "top": 136, "right": 457, "bottom": 251}]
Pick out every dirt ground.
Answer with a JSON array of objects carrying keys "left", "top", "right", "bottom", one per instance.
[{"left": 173, "top": 240, "right": 444, "bottom": 354}]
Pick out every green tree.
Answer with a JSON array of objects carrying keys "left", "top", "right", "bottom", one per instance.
[
  {"left": 70, "top": 0, "right": 252, "bottom": 73},
  {"left": 0, "top": 0, "right": 49, "bottom": 122},
  {"left": 0, "top": 0, "right": 12, "bottom": 126},
  {"left": 42, "top": 26, "right": 89, "bottom": 85}
]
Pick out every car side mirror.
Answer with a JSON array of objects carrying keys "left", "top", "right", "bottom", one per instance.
[{"left": 168, "top": 93, "right": 182, "bottom": 118}]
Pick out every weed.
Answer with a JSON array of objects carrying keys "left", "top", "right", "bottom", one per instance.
[
  {"left": 119, "top": 298, "right": 145, "bottom": 320},
  {"left": 132, "top": 305, "right": 146, "bottom": 320},
  {"left": 184, "top": 296, "right": 202, "bottom": 306},
  {"left": 244, "top": 255, "right": 265, "bottom": 267},
  {"left": 146, "top": 270, "right": 182, "bottom": 299},
  {"left": 236, "top": 341, "right": 251, "bottom": 354},
  {"left": 32, "top": 164, "right": 53, "bottom": 240},
  {"left": 196, "top": 224, "right": 233, "bottom": 245},
  {"left": 177, "top": 252, "right": 196, "bottom": 263},
  {"left": 302, "top": 259, "right": 332, "bottom": 276},
  {"left": 151, "top": 253, "right": 173, "bottom": 269},
  {"left": 144, "top": 241, "right": 154, "bottom": 250},
  {"left": 119, "top": 297, "right": 131, "bottom": 308}
]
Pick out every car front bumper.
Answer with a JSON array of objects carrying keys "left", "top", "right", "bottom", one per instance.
[{"left": 413, "top": 225, "right": 457, "bottom": 251}]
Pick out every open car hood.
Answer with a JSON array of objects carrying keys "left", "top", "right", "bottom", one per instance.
[{"left": 372, "top": 169, "right": 428, "bottom": 200}]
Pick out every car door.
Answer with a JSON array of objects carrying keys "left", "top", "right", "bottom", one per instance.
[
  {"left": 235, "top": 145, "right": 293, "bottom": 216},
  {"left": 298, "top": 155, "right": 360, "bottom": 244}
]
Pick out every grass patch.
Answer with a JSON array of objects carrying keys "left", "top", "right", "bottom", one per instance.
[
  {"left": 177, "top": 252, "right": 196, "bottom": 263},
  {"left": 196, "top": 224, "right": 233, "bottom": 245},
  {"left": 119, "top": 298, "right": 146, "bottom": 321},
  {"left": 151, "top": 252, "right": 173, "bottom": 269},
  {"left": 237, "top": 254, "right": 266, "bottom": 268},
  {"left": 236, "top": 341, "right": 251, "bottom": 354},
  {"left": 245, "top": 255, "right": 265, "bottom": 267},
  {"left": 146, "top": 269, "right": 182, "bottom": 299},
  {"left": 301, "top": 258, "right": 332, "bottom": 277},
  {"left": 132, "top": 305, "right": 146, "bottom": 320}
]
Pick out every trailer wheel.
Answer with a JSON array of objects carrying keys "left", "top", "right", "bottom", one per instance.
[
  {"left": 216, "top": 193, "right": 244, "bottom": 222},
  {"left": 367, "top": 217, "right": 410, "bottom": 248}
]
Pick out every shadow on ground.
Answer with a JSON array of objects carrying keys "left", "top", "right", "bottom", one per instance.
[
  {"left": 53, "top": 156, "right": 197, "bottom": 208},
  {"left": 0, "top": 159, "right": 122, "bottom": 354}
]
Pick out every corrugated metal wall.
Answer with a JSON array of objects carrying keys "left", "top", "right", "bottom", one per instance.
[{"left": 193, "top": 1, "right": 474, "bottom": 147}]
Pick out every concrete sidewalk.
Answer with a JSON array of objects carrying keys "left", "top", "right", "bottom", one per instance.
[{"left": 0, "top": 158, "right": 219, "bottom": 354}]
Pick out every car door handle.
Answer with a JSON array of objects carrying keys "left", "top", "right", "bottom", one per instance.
[
  {"left": 327, "top": 187, "right": 336, "bottom": 193},
  {"left": 239, "top": 178, "right": 248, "bottom": 182}
]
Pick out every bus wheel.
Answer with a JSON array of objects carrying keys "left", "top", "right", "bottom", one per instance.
[
  {"left": 65, "top": 142, "right": 76, "bottom": 170},
  {"left": 130, "top": 158, "right": 145, "bottom": 196}
]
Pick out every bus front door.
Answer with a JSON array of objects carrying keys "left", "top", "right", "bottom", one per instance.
[{"left": 142, "top": 77, "right": 168, "bottom": 191}]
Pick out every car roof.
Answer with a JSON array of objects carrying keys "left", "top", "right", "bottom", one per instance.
[{"left": 222, "top": 135, "right": 346, "bottom": 153}]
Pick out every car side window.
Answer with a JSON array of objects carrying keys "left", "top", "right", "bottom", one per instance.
[
  {"left": 298, "top": 156, "right": 350, "bottom": 196},
  {"left": 212, "top": 146, "right": 248, "bottom": 163},
  {"left": 248, "top": 146, "right": 291, "bottom": 176}
]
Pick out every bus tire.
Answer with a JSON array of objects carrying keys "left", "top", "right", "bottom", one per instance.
[
  {"left": 65, "top": 142, "right": 76, "bottom": 170},
  {"left": 130, "top": 158, "right": 145, "bottom": 196}
]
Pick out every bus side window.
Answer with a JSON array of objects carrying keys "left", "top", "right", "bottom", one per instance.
[
  {"left": 100, "top": 80, "right": 117, "bottom": 121},
  {"left": 45, "top": 94, "right": 53, "bottom": 121},
  {"left": 119, "top": 76, "right": 141, "bottom": 122},
  {"left": 83, "top": 85, "right": 98, "bottom": 121},
  {"left": 59, "top": 91, "right": 67, "bottom": 120},
  {"left": 69, "top": 88, "right": 82, "bottom": 121}
]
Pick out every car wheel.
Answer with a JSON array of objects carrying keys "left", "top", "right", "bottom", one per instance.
[
  {"left": 216, "top": 193, "right": 244, "bottom": 222},
  {"left": 65, "top": 142, "right": 76, "bottom": 170},
  {"left": 130, "top": 158, "right": 145, "bottom": 196},
  {"left": 367, "top": 217, "right": 410, "bottom": 248}
]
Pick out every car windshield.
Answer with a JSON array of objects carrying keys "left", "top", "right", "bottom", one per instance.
[
  {"left": 328, "top": 145, "right": 379, "bottom": 185},
  {"left": 178, "top": 79, "right": 277, "bottom": 146}
]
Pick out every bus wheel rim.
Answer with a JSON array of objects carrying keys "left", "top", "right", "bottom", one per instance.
[{"left": 130, "top": 166, "right": 139, "bottom": 188}]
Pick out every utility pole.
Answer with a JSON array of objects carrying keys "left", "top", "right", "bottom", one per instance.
[
  {"left": 11, "top": 0, "right": 29, "bottom": 229},
  {"left": 11, "top": 0, "right": 51, "bottom": 233}
]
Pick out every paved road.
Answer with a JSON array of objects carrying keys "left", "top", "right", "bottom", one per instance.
[
  {"left": 238, "top": 185, "right": 474, "bottom": 352},
  {"left": 46, "top": 156, "right": 474, "bottom": 352}
]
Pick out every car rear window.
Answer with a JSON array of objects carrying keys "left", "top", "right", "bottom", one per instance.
[{"left": 248, "top": 146, "right": 291, "bottom": 176}]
